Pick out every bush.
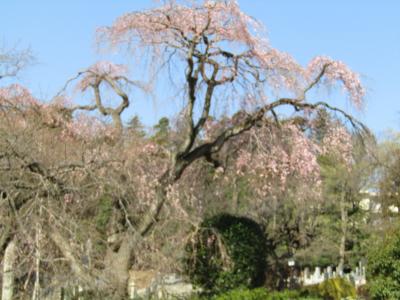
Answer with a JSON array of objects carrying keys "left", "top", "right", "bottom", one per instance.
[
  {"left": 302, "top": 277, "right": 356, "bottom": 300},
  {"left": 211, "top": 288, "right": 269, "bottom": 300},
  {"left": 207, "top": 288, "right": 321, "bottom": 300},
  {"left": 265, "top": 289, "right": 321, "bottom": 300},
  {"left": 184, "top": 213, "right": 267, "bottom": 294},
  {"left": 367, "top": 227, "right": 400, "bottom": 299}
]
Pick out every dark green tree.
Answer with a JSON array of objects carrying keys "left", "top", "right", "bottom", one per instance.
[{"left": 152, "top": 117, "right": 170, "bottom": 145}]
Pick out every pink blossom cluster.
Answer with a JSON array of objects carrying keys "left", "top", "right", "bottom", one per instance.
[
  {"left": 100, "top": 1, "right": 257, "bottom": 47},
  {"left": 251, "top": 47, "right": 303, "bottom": 91},
  {"left": 285, "top": 125, "right": 321, "bottom": 179},
  {"left": 0, "top": 83, "right": 121, "bottom": 143},
  {"left": 306, "top": 56, "right": 365, "bottom": 109},
  {"left": 37, "top": 96, "right": 75, "bottom": 129},
  {"left": 123, "top": 142, "right": 168, "bottom": 210},
  {"left": 100, "top": 1, "right": 365, "bottom": 108},
  {"left": 0, "top": 83, "right": 38, "bottom": 107},
  {"left": 236, "top": 124, "right": 321, "bottom": 198},
  {"left": 322, "top": 124, "right": 353, "bottom": 166},
  {"left": 63, "top": 113, "right": 116, "bottom": 140},
  {"left": 77, "top": 61, "right": 127, "bottom": 91},
  {"left": 100, "top": 1, "right": 303, "bottom": 89},
  {"left": 0, "top": 84, "right": 74, "bottom": 135}
]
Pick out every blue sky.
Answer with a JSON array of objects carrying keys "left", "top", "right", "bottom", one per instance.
[{"left": 1, "top": 1, "right": 399, "bottom": 136}]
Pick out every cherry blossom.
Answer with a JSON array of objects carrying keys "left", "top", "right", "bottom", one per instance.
[
  {"left": 306, "top": 56, "right": 365, "bottom": 109},
  {"left": 235, "top": 124, "right": 321, "bottom": 199},
  {"left": 77, "top": 61, "right": 128, "bottom": 91},
  {"left": 99, "top": 0, "right": 365, "bottom": 108},
  {"left": 322, "top": 124, "right": 353, "bottom": 166},
  {"left": 63, "top": 113, "right": 116, "bottom": 140},
  {"left": 0, "top": 83, "right": 38, "bottom": 107}
]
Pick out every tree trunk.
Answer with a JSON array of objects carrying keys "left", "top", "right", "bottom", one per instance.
[
  {"left": 49, "top": 172, "right": 172, "bottom": 299},
  {"left": 2, "top": 240, "right": 16, "bottom": 300},
  {"left": 104, "top": 233, "right": 135, "bottom": 299},
  {"left": 338, "top": 187, "right": 347, "bottom": 274}
]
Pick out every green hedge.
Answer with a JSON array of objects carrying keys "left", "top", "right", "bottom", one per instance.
[
  {"left": 199, "top": 288, "right": 321, "bottom": 300},
  {"left": 184, "top": 213, "right": 267, "bottom": 294},
  {"left": 302, "top": 277, "right": 356, "bottom": 300},
  {"left": 208, "top": 278, "right": 356, "bottom": 300},
  {"left": 210, "top": 288, "right": 269, "bottom": 300}
]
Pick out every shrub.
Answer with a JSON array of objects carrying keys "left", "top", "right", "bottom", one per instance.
[
  {"left": 211, "top": 288, "right": 269, "bottom": 300},
  {"left": 184, "top": 213, "right": 267, "bottom": 294},
  {"left": 302, "top": 277, "right": 356, "bottom": 300},
  {"left": 265, "top": 289, "right": 321, "bottom": 300},
  {"left": 208, "top": 288, "right": 321, "bottom": 300},
  {"left": 367, "top": 227, "right": 400, "bottom": 299}
]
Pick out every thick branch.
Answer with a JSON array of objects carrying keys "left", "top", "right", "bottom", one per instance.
[
  {"left": 177, "top": 41, "right": 199, "bottom": 156},
  {"left": 56, "top": 69, "right": 137, "bottom": 134},
  {"left": 49, "top": 230, "right": 99, "bottom": 289},
  {"left": 103, "top": 75, "right": 129, "bottom": 116},
  {"left": 175, "top": 97, "right": 369, "bottom": 181},
  {"left": 90, "top": 79, "right": 127, "bottom": 133}
]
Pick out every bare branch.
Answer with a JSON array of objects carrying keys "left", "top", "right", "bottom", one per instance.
[{"left": 0, "top": 46, "right": 34, "bottom": 80}]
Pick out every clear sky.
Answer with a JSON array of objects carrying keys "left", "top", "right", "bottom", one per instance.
[{"left": 1, "top": 1, "right": 399, "bottom": 136}]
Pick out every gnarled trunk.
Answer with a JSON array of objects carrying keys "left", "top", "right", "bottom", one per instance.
[{"left": 104, "top": 233, "right": 135, "bottom": 299}]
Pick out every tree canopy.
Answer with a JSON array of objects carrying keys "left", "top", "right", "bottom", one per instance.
[{"left": 0, "top": 1, "right": 374, "bottom": 299}]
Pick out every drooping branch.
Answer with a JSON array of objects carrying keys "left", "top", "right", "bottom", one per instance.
[
  {"left": 170, "top": 62, "right": 368, "bottom": 181},
  {"left": 182, "top": 97, "right": 368, "bottom": 172},
  {"left": 134, "top": 33, "right": 368, "bottom": 238}
]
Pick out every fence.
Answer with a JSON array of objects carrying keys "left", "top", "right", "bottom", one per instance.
[{"left": 297, "top": 261, "right": 366, "bottom": 287}]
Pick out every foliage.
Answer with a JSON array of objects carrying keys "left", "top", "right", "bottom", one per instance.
[
  {"left": 302, "top": 277, "right": 356, "bottom": 300},
  {"left": 367, "top": 225, "right": 400, "bottom": 299},
  {"left": 127, "top": 115, "right": 146, "bottom": 137},
  {"left": 95, "top": 194, "right": 113, "bottom": 233},
  {"left": 294, "top": 124, "right": 374, "bottom": 270},
  {"left": 185, "top": 213, "right": 267, "bottom": 294},
  {"left": 189, "top": 288, "right": 322, "bottom": 300},
  {"left": 378, "top": 149, "right": 400, "bottom": 214},
  {"left": 196, "top": 288, "right": 321, "bottom": 300},
  {"left": 209, "top": 288, "right": 269, "bottom": 300},
  {"left": 152, "top": 117, "right": 170, "bottom": 145}
]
